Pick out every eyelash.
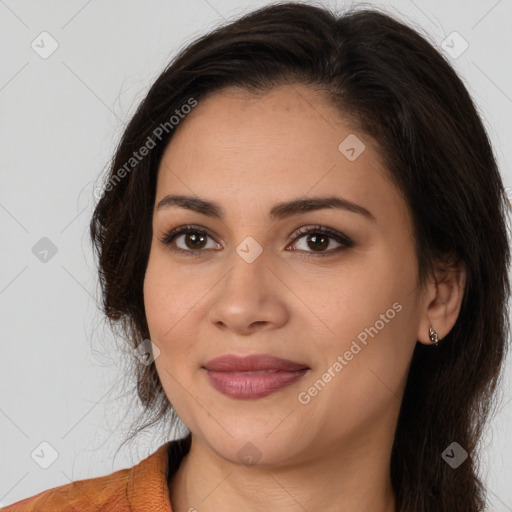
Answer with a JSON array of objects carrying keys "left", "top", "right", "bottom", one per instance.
[{"left": 159, "top": 224, "right": 354, "bottom": 258}]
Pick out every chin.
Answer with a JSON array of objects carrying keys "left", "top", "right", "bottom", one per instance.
[{"left": 203, "top": 429, "right": 307, "bottom": 468}]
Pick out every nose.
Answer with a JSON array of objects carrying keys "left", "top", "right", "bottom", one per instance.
[{"left": 207, "top": 249, "right": 289, "bottom": 335}]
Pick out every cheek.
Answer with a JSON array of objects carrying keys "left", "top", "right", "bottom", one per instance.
[
  {"left": 313, "top": 249, "right": 416, "bottom": 392},
  {"left": 143, "top": 251, "right": 208, "bottom": 373},
  {"left": 143, "top": 259, "right": 169, "bottom": 337},
  {"left": 143, "top": 250, "right": 195, "bottom": 337},
  {"left": 305, "top": 303, "right": 413, "bottom": 438},
  {"left": 143, "top": 259, "right": 195, "bottom": 403}
]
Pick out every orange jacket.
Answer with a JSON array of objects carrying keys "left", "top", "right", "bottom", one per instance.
[{"left": 1, "top": 436, "right": 191, "bottom": 512}]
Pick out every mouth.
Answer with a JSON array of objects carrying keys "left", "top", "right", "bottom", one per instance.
[
  {"left": 202, "top": 353, "right": 310, "bottom": 399},
  {"left": 203, "top": 368, "right": 310, "bottom": 400}
]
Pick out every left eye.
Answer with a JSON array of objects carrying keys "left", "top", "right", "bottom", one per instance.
[
  {"left": 289, "top": 225, "right": 353, "bottom": 255},
  {"left": 159, "top": 224, "right": 354, "bottom": 257}
]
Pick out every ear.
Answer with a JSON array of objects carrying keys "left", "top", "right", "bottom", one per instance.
[{"left": 416, "top": 257, "right": 466, "bottom": 345}]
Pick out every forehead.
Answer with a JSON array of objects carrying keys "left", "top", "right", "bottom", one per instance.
[
  {"left": 155, "top": 84, "right": 409, "bottom": 230},
  {"left": 159, "top": 84, "right": 358, "bottom": 178}
]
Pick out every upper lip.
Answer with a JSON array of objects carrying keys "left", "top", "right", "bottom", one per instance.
[{"left": 202, "top": 354, "right": 309, "bottom": 372}]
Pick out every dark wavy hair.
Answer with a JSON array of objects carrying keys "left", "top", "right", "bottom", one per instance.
[{"left": 89, "top": 2, "right": 511, "bottom": 510}]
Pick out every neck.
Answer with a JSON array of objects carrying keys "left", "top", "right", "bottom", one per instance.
[{"left": 169, "top": 432, "right": 396, "bottom": 512}]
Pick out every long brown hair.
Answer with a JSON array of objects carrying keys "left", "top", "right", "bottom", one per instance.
[{"left": 89, "top": 3, "right": 511, "bottom": 510}]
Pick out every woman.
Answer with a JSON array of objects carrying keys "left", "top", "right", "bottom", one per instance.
[{"left": 4, "top": 2, "right": 509, "bottom": 511}]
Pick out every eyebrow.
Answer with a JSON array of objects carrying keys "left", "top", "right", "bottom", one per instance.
[{"left": 156, "top": 194, "right": 376, "bottom": 222}]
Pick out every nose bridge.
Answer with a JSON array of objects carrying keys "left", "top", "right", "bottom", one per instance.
[
  {"left": 227, "top": 236, "right": 269, "bottom": 293},
  {"left": 207, "top": 237, "right": 289, "bottom": 332},
  {"left": 221, "top": 217, "right": 288, "bottom": 295}
]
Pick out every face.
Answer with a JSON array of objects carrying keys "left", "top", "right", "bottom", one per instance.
[{"left": 143, "top": 84, "right": 424, "bottom": 467}]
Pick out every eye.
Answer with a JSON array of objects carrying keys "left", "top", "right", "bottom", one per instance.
[
  {"left": 159, "top": 224, "right": 353, "bottom": 257},
  {"left": 287, "top": 224, "right": 354, "bottom": 257},
  {"left": 159, "top": 225, "right": 220, "bottom": 256}
]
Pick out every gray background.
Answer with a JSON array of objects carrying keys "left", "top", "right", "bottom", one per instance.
[{"left": 1, "top": 0, "right": 511, "bottom": 509}]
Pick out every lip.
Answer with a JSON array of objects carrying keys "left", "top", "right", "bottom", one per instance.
[
  {"left": 203, "top": 354, "right": 309, "bottom": 372},
  {"left": 202, "top": 354, "right": 310, "bottom": 400}
]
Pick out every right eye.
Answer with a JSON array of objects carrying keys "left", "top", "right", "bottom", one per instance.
[{"left": 159, "top": 225, "right": 221, "bottom": 256}]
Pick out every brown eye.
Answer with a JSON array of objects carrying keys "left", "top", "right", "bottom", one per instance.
[
  {"left": 160, "top": 225, "right": 220, "bottom": 255},
  {"left": 304, "top": 233, "right": 330, "bottom": 251},
  {"left": 288, "top": 225, "right": 353, "bottom": 257},
  {"left": 182, "top": 231, "right": 208, "bottom": 250}
]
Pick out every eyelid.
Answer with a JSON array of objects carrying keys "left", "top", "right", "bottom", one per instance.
[
  {"left": 288, "top": 225, "right": 354, "bottom": 249},
  {"left": 159, "top": 223, "right": 354, "bottom": 256}
]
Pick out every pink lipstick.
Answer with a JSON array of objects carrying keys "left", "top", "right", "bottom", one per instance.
[{"left": 202, "top": 354, "right": 310, "bottom": 399}]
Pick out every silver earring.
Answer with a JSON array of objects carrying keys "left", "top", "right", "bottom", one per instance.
[{"left": 429, "top": 326, "right": 439, "bottom": 346}]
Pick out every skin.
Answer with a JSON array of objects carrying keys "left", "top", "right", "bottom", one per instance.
[{"left": 143, "top": 83, "right": 466, "bottom": 512}]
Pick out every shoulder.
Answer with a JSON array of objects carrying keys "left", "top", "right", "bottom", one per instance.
[
  {"left": 1, "top": 441, "right": 174, "bottom": 512},
  {"left": 0, "top": 466, "right": 132, "bottom": 512}
]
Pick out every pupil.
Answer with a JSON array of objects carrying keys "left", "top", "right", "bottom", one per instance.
[
  {"left": 187, "top": 232, "right": 206, "bottom": 249},
  {"left": 308, "top": 234, "right": 328, "bottom": 251}
]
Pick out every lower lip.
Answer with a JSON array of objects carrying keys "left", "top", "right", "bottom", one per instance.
[{"left": 204, "top": 369, "right": 309, "bottom": 399}]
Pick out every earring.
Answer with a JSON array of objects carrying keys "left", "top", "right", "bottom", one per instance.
[{"left": 429, "top": 326, "right": 439, "bottom": 346}]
